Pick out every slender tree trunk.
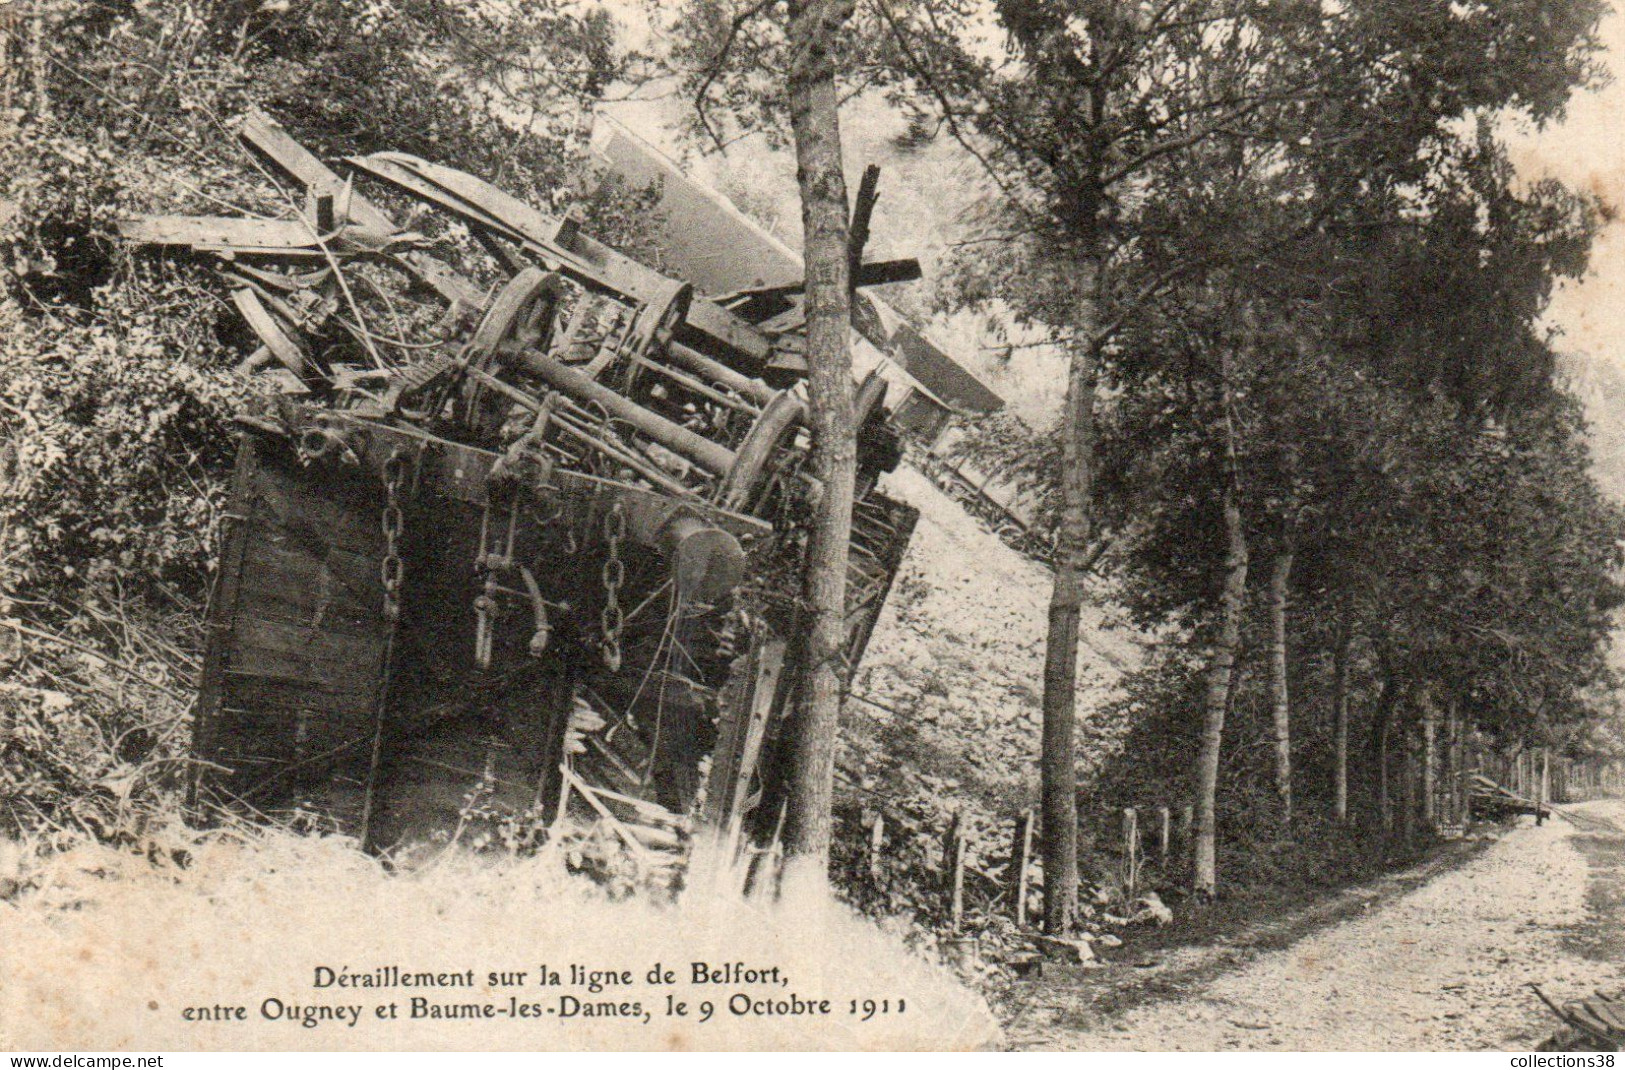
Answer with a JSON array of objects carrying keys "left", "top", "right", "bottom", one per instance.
[
  {"left": 1332, "top": 613, "right": 1352, "bottom": 824},
  {"left": 1378, "top": 725, "right": 1390, "bottom": 831},
  {"left": 28, "top": 0, "right": 47, "bottom": 124},
  {"left": 1194, "top": 369, "right": 1248, "bottom": 899},
  {"left": 1, "top": 5, "right": 14, "bottom": 117},
  {"left": 1421, "top": 707, "right": 1437, "bottom": 829},
  {"left": 781, "top": 0, "right": 856, "bottom": 872},
  {"left": 1039, "top": 320, "right": 1100, "bottom": 934},
  {"left": 988, "top": 0, "right": 1110, "bottom": 934},
  {"left": 1399, "top": 726, "right": 1417, "bottom": 844},
  {"left": 1267, "top": 547, "right": 1293, "bottom": 827},
  {"left": 1367, "top": 653, "right": 1396, "bottom": 835},
  {"left": 1456, "top": 708, "right": 1469, "bottom": 826}
]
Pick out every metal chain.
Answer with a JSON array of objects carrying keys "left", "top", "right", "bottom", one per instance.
[
  {"left": 600, "top": 502, "right": 626, "bottom": 671},
  {"left": 380, "top": 447, "right": 406, "bottom": 622},
  {"left": 471, "top": 496, "right": 518, "bottom": 670}
]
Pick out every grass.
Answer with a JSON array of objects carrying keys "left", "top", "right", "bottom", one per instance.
[{"left": 0, "top": 819, "right": 999, "bottom": 1051}]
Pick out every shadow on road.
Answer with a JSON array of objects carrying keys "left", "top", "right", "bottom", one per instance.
[{"left": 1007, "top": 837, "right": 1490, "bottom": 1042}]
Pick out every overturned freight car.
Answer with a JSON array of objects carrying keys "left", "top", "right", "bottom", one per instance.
[{"left": 121, "top": 112, "right": 918, "bottom": 877}]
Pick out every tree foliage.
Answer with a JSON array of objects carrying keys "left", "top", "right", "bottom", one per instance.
[
  {"left": 878, "top": 0, "right": 1618, "bottom": 892},
  {"left": 0, "top": 0, "right": 635, "bottom": 602}
]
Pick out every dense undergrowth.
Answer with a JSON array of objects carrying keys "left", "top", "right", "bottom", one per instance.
[{"left": 0, "top": 1, "right": 630, "bottom": 840}]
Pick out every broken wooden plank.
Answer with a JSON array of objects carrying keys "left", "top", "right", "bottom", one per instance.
[
  {"left": 128, "top": 112, "right": 485, "bottom": 312},
  {"left": 119, "top": 214, "right": 333, "bottom": 251},
  {"left": 1010, "top": 808, "right": 1035, "bottom": 927},
  {"left": 734, "top": 259, "right": 923, "bottom": 302},
  {"left": 231, "top": 287, "right": 309, "bottom": 377},
  {"left": 238, "top": 108, "right": 396, "bottom": 236},
  {"left": 348, "top": 151, "right": 779, "bottom": 370},
  {"left": 703, "top": 633, "right": 785, "bottom": 831},
  {"left": 848, "top": 163, "right": 882, "bottom": 279}
]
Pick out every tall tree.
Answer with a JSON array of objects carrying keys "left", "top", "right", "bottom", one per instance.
[
  {"left": 1199, "top": 337, "right": 1249, "bottom": 896},
  {"left": 1331, "top": 605, "right": 1353, "bottom": 823},
  {"left": 1109, "top": 0, "right": 1607, "bottom": 885},
  {"left": 1266, "top": 542, "right": 1293, "bottom": 825},
  {"left": 780, "top": 0, "right": 859, "bottom": 869},
  {"left": 670, "top": 0, "right": 868, "bottom": 873},
  {"left": 879, "top": 0, "right": 1320, "bottom": 931}
]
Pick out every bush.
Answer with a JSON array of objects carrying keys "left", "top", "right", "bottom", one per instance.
[
  {"left": 0, "top": 0, "right": 641, "bottom": 604},
  {"left": 0, "top": 283, "right": 248, "bottom": 594},
  {"left": 0, "top": 0, "right": 643, "bottom": 845}
]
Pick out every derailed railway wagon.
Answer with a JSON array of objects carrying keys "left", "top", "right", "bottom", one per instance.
[{"left": 123, "top": 112, "right": 919, "bottom": 878}]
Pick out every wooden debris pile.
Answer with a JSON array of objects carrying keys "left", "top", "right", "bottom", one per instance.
[
  {"left": 1470, "top": 774, "right": 1551, "bottom": 824},
  {"left": 116, "top": 110, "right": 921, "bottom": 885},
  {"left": 1534, "top": 986, "right": 1625, "bottom": 1051}
]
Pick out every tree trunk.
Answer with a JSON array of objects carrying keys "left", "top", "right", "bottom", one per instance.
[
  {"left": 28, "top": 0, "right": 47, "bottom": 123},
  {"left": 1421, "top": 708, "right": 1437, "bottom": 829},
  {"left": 1, "top": 4, "right": 14, "bottom": 117},
  {"left": 1378, "top": 724, "right": 1390, "bottom": 832},
  {"left": 1367, "top": 657, "right": 1396, "bottom": 836},
  {"left": 1332, "top": 613, "right": 1352, "bottom": 824},
  {"left": 1194, "top": 371, "right": 1249, "bottom": 899},
  {"left": 1449, "top": 705, "right": 1464, "bottom": 826},
  {"left": 1039, "top": 322, "right": 1100, "bottom": 934},
  {"left": 1398, "top": 727, "right": 1416, "bottom": 844},
  {"left": 1267, "top": 547, "right": 1293, "bottom": 827},
  {"left": 781, "top": 0, "right": 856, "bottom": 872}
]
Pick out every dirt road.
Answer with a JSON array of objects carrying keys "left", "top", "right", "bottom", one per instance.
[{"left": 1014, "top": 801, "right": 1625, "bottom": 1051}]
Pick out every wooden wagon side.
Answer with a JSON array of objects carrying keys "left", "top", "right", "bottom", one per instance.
[{"left": 190, "top": 409, "right": 918, "bottom": 877}]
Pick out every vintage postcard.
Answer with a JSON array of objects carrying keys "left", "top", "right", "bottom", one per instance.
[{"left": 2, "top": 0, "right": 1624, "bottom": 1054}]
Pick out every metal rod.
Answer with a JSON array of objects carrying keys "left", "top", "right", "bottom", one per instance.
[
  {"left": 546, "top": 406, "right": 698, "bottom": 497},
  {"left": 516, "top": 348, "right": 737, "bottom": 476},
  {"left": 461, "top": 365, "right": 699, "bottom": 496},
  {"left": 666, "top": 340, "right": 776, "bottom": 406},
  {"left": 631, "top": 352, "right": 761, "bottom": 414}
]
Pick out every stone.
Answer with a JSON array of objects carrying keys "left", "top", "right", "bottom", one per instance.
[
  {"left": 1131, "top": 892, "right": 1174, "bottom": 926},
  {"left": 1033, "top": 934, "right": 1095, "bottom": 964}
]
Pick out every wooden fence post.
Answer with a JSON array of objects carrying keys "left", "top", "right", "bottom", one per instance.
[
  {"left": 1009, "top": 809, "right": 1035, "bottom": 927},
  {"left": 28, "top": 0, "right": 48, "bottom": 124},
  {"left": 868, "top": 810, "right": 885, "bottom": 880},
  {"left": 0, "top": 4, "right": 13, "bottom": 117},
  {"left": 944, "top": 811, "right": 966, "bottom": 934},
  {"left": 1461, "top": 733, "right": 1474, "bottom": 824},
  {"left": 1122, "top": 807, "right": 1139, "bottom": 900}
]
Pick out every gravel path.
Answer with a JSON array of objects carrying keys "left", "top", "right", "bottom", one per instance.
[{"left": 1019, "top": 802, "right": 1625, "bottom": 1051}]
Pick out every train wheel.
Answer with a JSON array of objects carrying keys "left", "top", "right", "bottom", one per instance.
[
  {"left": 461, "top": 267, "right": 563, "bottom": 430},
  {"left": 717, "top": 391, "right": 806, "bottom": 513}
]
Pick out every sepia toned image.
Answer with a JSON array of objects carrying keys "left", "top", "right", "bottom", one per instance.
[{"left": 2, "top": 0, "right": 1625, "bottom": 1054}]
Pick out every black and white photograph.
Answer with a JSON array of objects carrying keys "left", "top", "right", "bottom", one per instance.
[{"left": 2, "top": 0, "right": 1624, "bottom": 1053}]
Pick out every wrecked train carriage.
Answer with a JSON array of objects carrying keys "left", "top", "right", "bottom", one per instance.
[{"left": 123, "top": 112, "right": 918, "bottom": 867}]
